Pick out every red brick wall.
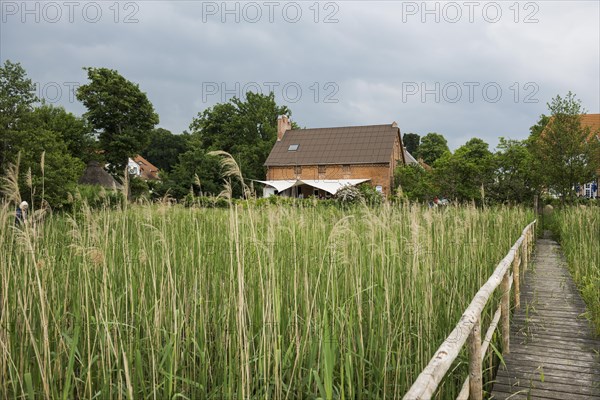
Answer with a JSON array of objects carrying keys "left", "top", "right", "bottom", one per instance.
[{"left": 266, "top": 164, "right": 393, "bottom": 195}]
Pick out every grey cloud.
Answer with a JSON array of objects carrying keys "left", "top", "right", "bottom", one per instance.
[{"left": 1, "top": 0, "right": 598, "bottom": 150}]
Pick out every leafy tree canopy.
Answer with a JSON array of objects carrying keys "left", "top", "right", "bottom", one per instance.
[
  {"left": 416, "top": 132, "right": 449, "bottom": 165},
  {"left": 1, "top": 60, "right": 39, "bottom": 172},
  {"left": 189, "top": 92, "right": 291, "bottom": 180},
  {"left": 531, "top": 92, "right": 599, "bottom": 202},
  {"left": 402, "top": 133, "right": 420, "bottom": 155},
  {"left": 493, "top": 138, "right": 538, "bottom": 203},
  {"left": 434, "top": 138, "right": 495, "bottom": 202},
  {"left": 141, "top": 128, "right": 190, "bottom": 173},
  {"left": 76, "top": 67, "right": 159, "bottom": 175}
]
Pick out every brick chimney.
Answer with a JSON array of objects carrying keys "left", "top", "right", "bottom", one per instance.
[{"left": 277, "top": 115, "right": 291, "bottom": 141}]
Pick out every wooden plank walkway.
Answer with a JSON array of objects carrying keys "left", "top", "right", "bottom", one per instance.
[{"left": 491, "top": 237, "right": 600, "bottom": 400}]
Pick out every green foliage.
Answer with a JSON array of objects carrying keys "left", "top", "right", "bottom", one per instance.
[
  {"left": 0, "top": 61, "right": 85, "bottom": 208},
  {"left": 0, "top": 60, "right": 39, "bottom": 172},
  {"left": 0, "top": 60, "right": 38, "bottom": 131},
  {"left": 358, "top": 183, "right": 384, "bottom": 205},
  {"left": 492, "top": 138, "right": 539, "bottom": 204},
  {"left": 0, "top": 204, "right": 533, "bottom": 398},
  {"left": 189, "top": 91, "right": 291, "bottom": 182},
  {"left": 183, "top": 194, "right": 231, "bottom": 208},
  {"left": 531, "top": 92, "right": 600, "bottom": 202},
  {"left": 434, "top": 138, "right": 495, "bottom": 203},
  {"left": 160, "top": 148, "right": 222, "bottom": 199},
  {"left": 402, "top": 132, "right": 420, "bottom": 155},
  {"left": 128, "top": 175, "right": 150, "bottom": 200},
  {"left": 76, "top": 67, "right": 159, "bottom": 174},
  {"left": 164, "top": 92, "right": 292, "bottom": 199},
  {"left": 394, "top": 164, "right": 435, "bottom": 202},
  {"left": 416, "top": 132, "right": 449, "bottom": 165},
  {"left": 554, "top": 207, "right": 600, "bottom": 334},
  {"left": 141, "top": 128, "right": 190, "bottom": 173},
  {"left": 9, "top": 129, "right": 85, "bottom": 208},
  {"left": 29, "top": 104, "right": 96, "bottom": 162},
  {"left": 71, "top": 184, "right": 125, "bottom": 210}
]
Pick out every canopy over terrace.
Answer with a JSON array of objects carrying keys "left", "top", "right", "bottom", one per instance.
[{"left": 257, "top": 179, "right": 370, "bottom": 197}]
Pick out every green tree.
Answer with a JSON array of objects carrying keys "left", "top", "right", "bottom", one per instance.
[
  {"left": 76, "top": 67, "right": 159, "bottom": 175},
  {"left": 434, "top": 138, "right": 496, "bottom": 202},
  {"left": 531, "top": 92, "right": 600, "bottom": 202},
  {"left": 9, "top": 127, "right": 84, "bottom": 208},
  {"left": 30, "top": 104, "right": 96, "bottom": 162},
  {"left": 493, "top": 138, "right": 538, "bottom": 203},
  {"left": 529, "top": 114, "right": 551, "bottom": 140},
  {"left": 0, "top": 61, "right": 84, "bottom": 207},
  {"left": 394, "top": 164, "right": 435, "bottom": 201},
  {"left": 141, "top": 128, "right": 190, "bottom": 173},
  {"left": 416, "top": 133, "right": 450, "bottom": 165},
  {"left": 402, "top": 133, "right": 420, "bottom": 155},
  {"left": 160, "top": 148, "right": 222, "bottom": 199},
  {"left": 0, "top": 60, "right": 38, "bottom": 172},
  {"left": 184, "top": 91, "right": 292, "bottom": 196}
]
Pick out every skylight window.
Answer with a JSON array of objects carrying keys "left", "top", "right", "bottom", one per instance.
[{"left": 288, "top": 144, "right": 299, "bottom": 151}]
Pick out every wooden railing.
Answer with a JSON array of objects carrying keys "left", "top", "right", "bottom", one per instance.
[{"left": 403, "top": 220, "right": 537, "bottom": 400}]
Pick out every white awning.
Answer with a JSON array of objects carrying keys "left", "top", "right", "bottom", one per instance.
[
  {"left": 255, "top": 180, "right": 300, "bottom": 192},
  {"left": 298, "top": 179, "right": 370, "bottom": 195},
  {"left": 257, "top": 178, "right": 370, "bottom": 195}
]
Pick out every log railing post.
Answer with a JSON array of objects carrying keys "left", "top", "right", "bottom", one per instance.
[
  {"left": 523, "top": 233, "right": 528, "bottom": 273},
  {"left": 513, "top": 248, "right": 521, "bottom": 310},
  {"left": 467, "top": 316, "right": 482, "bottom": 400},
  {"left": 500, "top": 270, "right": 510, "bottom": 354}
]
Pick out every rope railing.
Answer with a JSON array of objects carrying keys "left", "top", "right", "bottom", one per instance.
[{"left": 403, "top": 220, "right": 537, "bottom": 400}]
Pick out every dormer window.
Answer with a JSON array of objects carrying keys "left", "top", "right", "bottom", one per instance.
[{"left": 288, "top": 144, "right": 299, "bottom": 151}]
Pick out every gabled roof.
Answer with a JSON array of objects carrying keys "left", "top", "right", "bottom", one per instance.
[
  {"left": 264, "top": 123, "right": 401, "bottom": 166},
  {"left": 133, "top": 155, "right": 160, "bottom": 180},
  {"left": 403, "top": 149, "right": 433, "bottom": 171},
  {"left": 404, "top": 149, "right": 419, "bottom": 165}
]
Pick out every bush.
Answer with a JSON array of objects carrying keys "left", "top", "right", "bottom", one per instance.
[
  {"left": 336, "top": 185, "right": 362, "bottom": 204},
  {"left": 358, "top": 183, "right": 384, "bottom": 205},
  {"left": 128, "top": 176, "right": 150, "bottom": 200},
  {"left": 70, "top": 185, "right": 124, "bottom": 210}
]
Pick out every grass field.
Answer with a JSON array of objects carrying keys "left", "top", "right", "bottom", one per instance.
[
  {"left": 0, "top": 202, "right": 533, "bottom": 399},
  {"left": 553, "top": 206, "right": 600, "bottom": 335}
]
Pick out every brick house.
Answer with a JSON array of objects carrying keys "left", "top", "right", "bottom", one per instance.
[{"left": 260, "top": 116, "right": 407, "bottom": 197}]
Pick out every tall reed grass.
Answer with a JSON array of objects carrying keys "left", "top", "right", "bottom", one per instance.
[
  {"left": 0, "top": 202, "right": 532, "bottom": 399},
  {"left": 553, "top": 206, "right": 600, "bottom": 334}
]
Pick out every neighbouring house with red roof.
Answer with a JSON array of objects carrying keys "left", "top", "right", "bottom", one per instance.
[
  {"left": 127, "top": 155, "right": 160, "bottom": 181},
  {"left": 260, "top": 116, "right": 407, "bottom": 197}
]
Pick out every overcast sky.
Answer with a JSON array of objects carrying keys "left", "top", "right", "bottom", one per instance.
[{"left": 1, "top": 0, "right": 599, "bottom": 150}]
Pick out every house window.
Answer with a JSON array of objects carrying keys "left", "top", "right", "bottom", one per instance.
[
  {"left": 288, "top": 144, "right": 299, "bottom": 151},
  {"left": 294, "top": 165, "right": 302, "bottom": 175},
  {"left": 318, "top": 165, "right": 326, "bottom": 175}
]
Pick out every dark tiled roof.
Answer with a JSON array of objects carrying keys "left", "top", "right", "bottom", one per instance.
[{"left": 264, "top": 124, "right": 400, "bottom": 166}]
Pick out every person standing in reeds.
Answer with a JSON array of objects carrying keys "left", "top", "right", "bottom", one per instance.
[{"left": 15, "top": 201, "right": 28, "bottom": 226}]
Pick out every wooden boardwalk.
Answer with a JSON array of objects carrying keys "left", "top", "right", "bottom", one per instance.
[{"left": 491, "top": 237, "right": 600, "bottom": 400}]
